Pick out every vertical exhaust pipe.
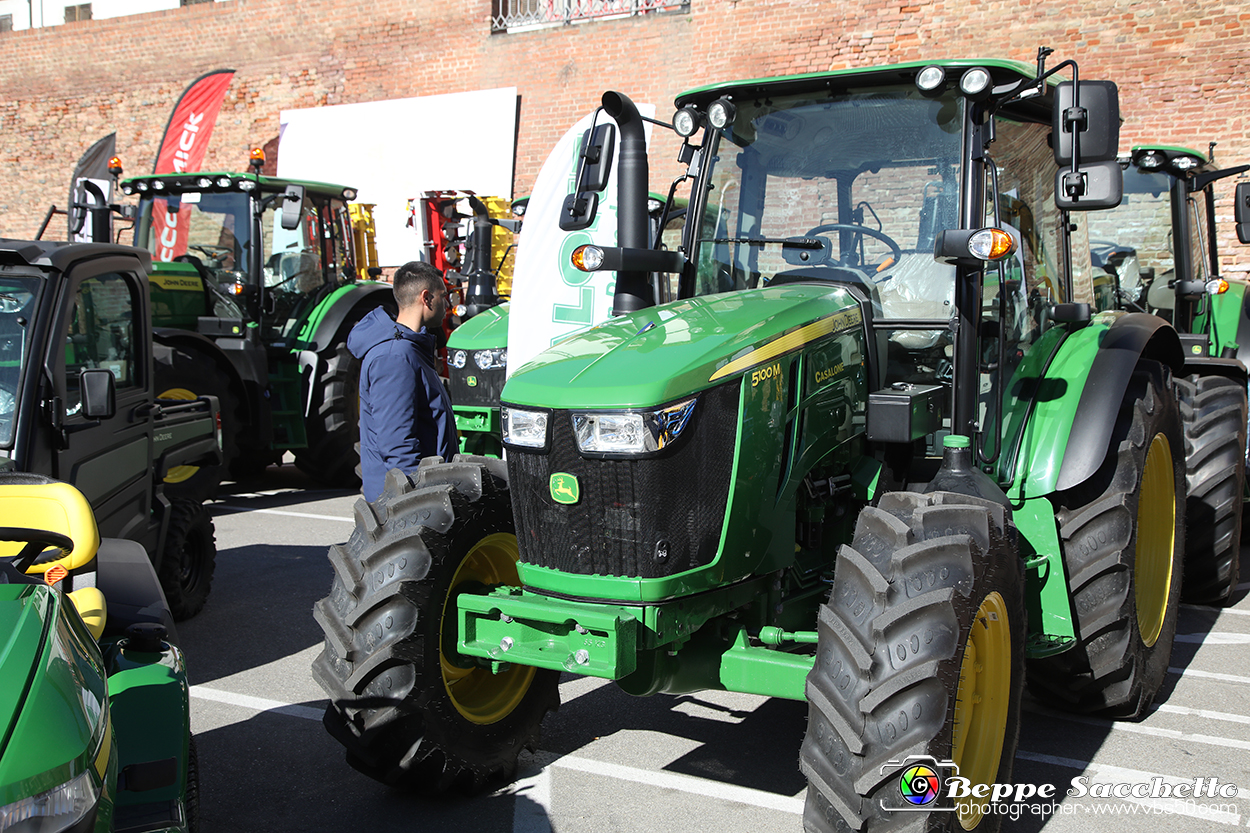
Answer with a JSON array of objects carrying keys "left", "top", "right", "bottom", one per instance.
[{"left": 601, "top": 91, "right": 655, "bottom": 315}]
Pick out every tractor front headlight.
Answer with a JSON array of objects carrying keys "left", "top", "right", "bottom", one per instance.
[
  {"left": 502, "top": 407, "right": 549, "bottom": 450},
  {"left": 473, "top": 349, "right": 507, "bottom": 370},
  {"left": 571, "top": 397, "right": 697, "bottom": 456},
  {"left": 449, "top": 350, "right": 467, "bottom": 369},
  {"left": 0, "top": 768, "right": 100, "bottom": 833}
]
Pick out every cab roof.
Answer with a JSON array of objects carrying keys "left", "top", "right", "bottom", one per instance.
[
  {"left": 675, "top": 58, "right": 1046, "bottom": 109},
  {"left": 120, "top": 172, "right": 355, "bottom": 199},
  {"left": 0, "top": 239, "right": 150, "bottom": 272}
]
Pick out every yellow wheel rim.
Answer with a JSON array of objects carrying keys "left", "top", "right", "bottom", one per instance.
[
  {"left": 1135, "top": 433, "right": 1176, "bottom": 648},
  {"left": 440, "top": 532, "right": 536, "bottom": 724},
  {"left": 158, "top": 387, "right": 199, "bottom": 483},
  {"left": 951, "top": 591, "right": 1012, "bottom": 830}
]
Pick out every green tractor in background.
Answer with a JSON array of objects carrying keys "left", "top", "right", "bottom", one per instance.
[
  {"left": 440, "top": 193, "right": 524, "bottom": 458},
  {"left": 447, "top": 192, "right": 685, "bottom": 457},
  {"left": 313, "top": 53, "right": 1223, "bottom": 832},
  {"left": 1086, "top": 144, "right": 1249, "bottom": 605},
  {"left": 119, "top": 153, "right": 392, "bottom": 495},
  {"left": 0, "top": 474, "right": 197, "bottom": 832}
]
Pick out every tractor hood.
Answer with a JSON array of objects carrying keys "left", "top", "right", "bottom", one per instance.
[
  {"left": 0, "top": 584, "right": 110, "bottom": 806},
  {"left": 448, "top": 303, "right": 510, "bottom": 351},
  {"left": 502, "top": 284, "right": 863, "bottom": 409}
]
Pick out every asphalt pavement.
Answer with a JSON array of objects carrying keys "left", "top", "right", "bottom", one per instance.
[{"left": 182, "top": 460, "right": 1250, "bottom": 832}]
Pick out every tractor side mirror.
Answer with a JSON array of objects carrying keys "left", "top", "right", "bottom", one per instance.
[
  {"left": 560, "top": 123, "right": 616, "bottom": 231},
  {"left": 80, "top": 368, "right": 116, "bottom": 420},
  {"left": 1052, "top": 81, "right": 1123, "bottom": 211},
  {"left": 280, "top": 185, "right": 306, "bottom": 231},
  {"left": 1235, "top": 182, "right": 1250, "bottom": 244},
  {"left": 1054, "top": 160, "right": 1122, "bottom": 211}
]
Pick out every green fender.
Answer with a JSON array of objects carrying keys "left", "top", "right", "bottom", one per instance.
[
  {"left": 1003, "top": 312, "right": 1182, "bottom": 657},
  {"left": 294, "top": 281, "right": 393, "bottom": 354},
  {"left": 1005, "top": 311, "right": 1183, "bottom": 501}
]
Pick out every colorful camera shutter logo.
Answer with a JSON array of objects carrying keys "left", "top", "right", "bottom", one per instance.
[{"left": 899, "top": 763, "right": 942, "bottom": 806}]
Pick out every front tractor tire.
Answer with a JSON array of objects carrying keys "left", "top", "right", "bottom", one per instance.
[
  {"left": 1029, "top": 361, "right": 1185, "bottom": 717},
  {"left": 311, "top": 456, "right": 559, "bottom": 792},
  {"left": 801, "top": 491, "right": 1025, "bottom": 833},
  {"left": 1176, "top": 374, "right": 1246, "bottom": 605}
]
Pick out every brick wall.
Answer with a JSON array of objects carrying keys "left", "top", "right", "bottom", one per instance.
[{"left": 2, "top": 0, "right": 1248, "bottom": 271}]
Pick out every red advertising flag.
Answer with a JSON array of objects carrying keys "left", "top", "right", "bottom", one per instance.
[{"left": 151, "top": 69, "right": 235, "bottom": 261}]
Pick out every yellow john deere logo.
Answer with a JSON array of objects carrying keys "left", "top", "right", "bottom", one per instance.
[
  {"left": 467, "top": 376, "right": 479, "bottom": 387},
  {"left": 550, "top": 473, "right": 580, "bottom": 504}
]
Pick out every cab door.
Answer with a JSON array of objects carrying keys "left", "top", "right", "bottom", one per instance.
[{"left": 48, "top": 260, "right": 155, "bottom": 547}]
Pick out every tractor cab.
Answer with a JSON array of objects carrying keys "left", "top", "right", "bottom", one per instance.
[{"left": 122, "top": 165, "right": 364, "bottom": 339}]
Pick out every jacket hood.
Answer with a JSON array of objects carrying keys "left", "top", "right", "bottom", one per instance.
[{"left": 348, "top": 305, "right": 437, "bottom": 359}]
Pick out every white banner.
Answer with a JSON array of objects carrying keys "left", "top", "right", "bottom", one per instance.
[
  {"left": 507, "top": 105, "right": 653, "bottom": 376},
  {"left": 278, "top": 88, "right": 518, "bottom": 267}
]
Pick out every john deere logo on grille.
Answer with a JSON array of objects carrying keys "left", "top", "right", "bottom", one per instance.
[
  {"left": 467, "top": 376, "right": 479, "bottom": 387},
  {"left": 550, "top": 473, "right": 580, "bottom": 505}
]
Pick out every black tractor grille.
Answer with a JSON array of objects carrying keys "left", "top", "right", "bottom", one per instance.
[
  {"left": 448, "top": 364, "right": 506, "bottom": 409},
  {"left": 508, "top": 381, "right": 740, "bottom": 579}
]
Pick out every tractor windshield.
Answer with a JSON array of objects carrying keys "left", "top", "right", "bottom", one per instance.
[
  {"left": 691, "top": 85, "right": 963, "bottom": 325},
  {"left": 134, "top": 190, "right": 253, "bottom": 283},
  {"left": 1085, "top": 166, "right": 1204, "bottom": 317},
  {"left": 0, "top": 276, "right": 42, "bottom": 447},
  {"left": 134, "top": 188, "right": 355, "bottom": 334}
]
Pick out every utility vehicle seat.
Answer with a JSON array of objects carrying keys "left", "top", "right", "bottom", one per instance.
[{"left": 0, "top": 472, "right": 107, "bottom": 638}]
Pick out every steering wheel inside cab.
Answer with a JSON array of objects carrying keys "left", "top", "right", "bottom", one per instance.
[{"left": 786, "top": 224, "right": 903, "bottom": 275}]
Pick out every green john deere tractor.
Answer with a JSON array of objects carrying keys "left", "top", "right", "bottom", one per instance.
[
  {"left": 119, "top": 157, "right": 393, "bottom": 494},
  {"left": 313, "top": 54, "right": 1212, "bottom": 831},
  {"left": 1087, "top": 144, "right": 1250, "bottom": 605},
  {"left": 0, "top": 474, "right": 196, "bottom": 832}
]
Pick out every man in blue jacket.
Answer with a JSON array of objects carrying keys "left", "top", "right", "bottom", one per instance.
[{"left": 349, "top": 261, "right": 459, "bottom": 501}]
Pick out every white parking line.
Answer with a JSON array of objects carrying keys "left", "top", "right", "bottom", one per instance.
[
  {"left": 1151, "top": 703, "right": 1250, "bottom": 726},
  {"left": 1016, "top": 750, "right": 1245, "bottom": 823},
  {"left": 1026, "top": 701, "right": 1250, "bottom": 753},
  {"left": 1181, "top": 604, "right": 1250, "bottom": 617},
  {"left": 1174, "top": 632, "right": 1250, "bottom": 644},
  {"left": 542, "top": 752, "right": 805, "bottom": 815},
  {"left": 213, "top": 505, "right": 355, "bottom": 523},
  {"left": 190, "top": 685, "right": 324, "bottom": 720},
  {"left": 1169, "top": 666, "right": 1250, "bottom": 686}
]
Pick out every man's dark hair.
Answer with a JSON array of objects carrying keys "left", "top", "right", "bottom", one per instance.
[{"left": 392, "top": 261, "right": 444, "bottom": 310}]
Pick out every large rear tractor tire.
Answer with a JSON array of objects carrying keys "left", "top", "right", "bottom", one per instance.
[
  {"left": 153, "top": 344, "right": 239, "bottom": 500},
  {"left": 801, "top": 491, "right": 1025, "bottom": 833},
  {"left": 296, "top": 340, "right": 362, "bottom": 487},
  {"left": 311, "top": 456, "right": 559, "bottom": 792},
  {"left": 1028, "top": 361, "right": 1184, "bottom": 717},
  {"left": 158, "top": 498, "right": 217, "bottom": 620},
  {"left": 1176, "top": 374, "right": 1245, "bottom": 605}
]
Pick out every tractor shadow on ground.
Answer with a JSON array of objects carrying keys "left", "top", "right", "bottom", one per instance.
[
  {"left": 193, "top": 705, "right": 550, "bottom": 833},
  {"left": 1007, "top": 542, "right": 1248, "bottom": 833},
  {"left": 540, "top": 677, "right": 810, "bottom": 800},
  {"left": 214, "top": 458, "right": 360, "bottom": 511},
  {"left": 178, "top": 540, "right": 332, "bottom": 688}
]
